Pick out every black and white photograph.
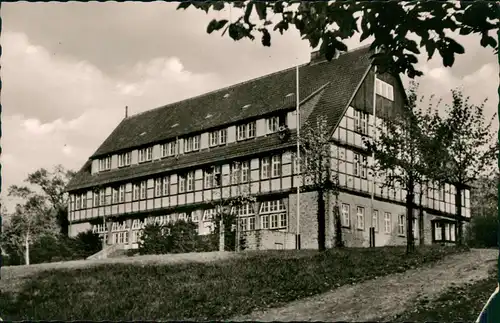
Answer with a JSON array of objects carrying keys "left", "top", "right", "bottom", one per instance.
[{"left": 0, "top": 1, "right": 499, "bottom": 322}]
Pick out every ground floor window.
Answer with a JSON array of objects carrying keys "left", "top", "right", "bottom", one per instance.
[
  {"left": 433, "top": 220, "right": 456, "bottom": 242},
  {"left": 239, "top": 216, "right": 256, "bottom": 231}
]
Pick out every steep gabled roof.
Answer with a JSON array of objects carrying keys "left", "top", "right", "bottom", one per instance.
[
  {"left": 92, "top": 45, "right": 373, "bottom": 158},
  {"left": 66, "top": 45, "right": 373, "bottom": 192}
]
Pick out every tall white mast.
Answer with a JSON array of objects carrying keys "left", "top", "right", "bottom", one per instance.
[
  {"left": 296, "top": 65, "right": 301, "bottom": 250},
  {"left": 370, "top": 49, "right": 378, "bottom": 246}
]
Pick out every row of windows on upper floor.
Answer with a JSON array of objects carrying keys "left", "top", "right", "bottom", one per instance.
[
  {"left": 97, "top": 113, "right": 291, "bottom": 172},
  {"left": 73, "top": 144, "right": 471, "bottom": 212},
  {"left": 73, "top": 154, "right": 291, "bottom": 210}
]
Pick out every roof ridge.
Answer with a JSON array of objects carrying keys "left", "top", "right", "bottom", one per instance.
[
  {"left": 129, "top": 63, "right": 310, "bottom": 120},
  {"left": 128, "top": 45, "right": 370, "bottom": 120}
]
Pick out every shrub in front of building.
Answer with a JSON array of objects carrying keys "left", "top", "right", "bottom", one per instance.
[
  {"left": 465, "top": 212, "right": 498, "bottom": 248},
  {"left": 138, "top": 220, "right": 208, "bottom": 255}
]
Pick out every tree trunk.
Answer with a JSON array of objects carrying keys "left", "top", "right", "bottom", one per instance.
[
  {"left": 334, "top": 194, "right": 344, "bottom": 248},
  {"left": 455, "top": 185, "right": 463, "bottom": 245},
  {"left": 418, "top": 190, "right": 425, "bottom": 246},
  {"left": 24, "top": 232, "right": 30, "bottom": 266},
  {"left": 406, "top": 189, "right": 415, "bottom": 255},
  {"left": 318, "top": 190, "right": 326, "bottom": 251},
  {"left": 219, "top": 216, "right": 225, "bottom": 252}
]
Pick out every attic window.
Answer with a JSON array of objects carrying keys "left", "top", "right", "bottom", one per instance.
[
  {"left": 223, "top": 93, "right": 230, "bottom": 98},
  {"left": 242, "top": 104, "right": 251, "bottom": 109},
  {"left": 285, "top": 93, "right": 294, "bottom": 97},
  {"left": 205, "top": 114, "right": 213, "bottom": 119},
  {"left": 171, "top": 123, "right": 179, "bottom": 128},
  {"left": 140, "top": 132, "right": 147, "bottom": 136}
]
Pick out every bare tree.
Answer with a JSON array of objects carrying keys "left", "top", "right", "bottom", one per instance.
[
  {"left": 300, "top": 116, "right": 341, "bottom": 251},
  {"left": 432, "top": 89, "right": 498, "bottom": 244},
  {"left": 209, "top": 162, "right": 256, "bottom": 252},
  {"left": 365, "top": 83, "right": 435, "bottom": 254}
]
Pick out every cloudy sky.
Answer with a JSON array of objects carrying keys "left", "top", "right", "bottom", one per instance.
[{"left": 1, "top": 2, "right": 498, "bottom": 211}]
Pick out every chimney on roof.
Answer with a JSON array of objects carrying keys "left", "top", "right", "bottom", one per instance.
[{"left": 125, "top": 106, "right": 128, "bottom": 118}]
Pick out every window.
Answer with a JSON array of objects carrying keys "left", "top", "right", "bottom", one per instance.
[
  {"left": 99, "top": 157, "right": 111, "bottom": 171},
  {"left": 353, "top": 153, "right": 360, "bottom": 176},
  {"left": 94, "top": 191, "right": 100, "bottom": 207},
  {"left": 133, "top": 183, "right": 140, "bottom": 201},
  {"left": 219, "top": 129, "right": 227, "bottom": 145},
  {"left": 187, "top": 171, "right": 194, "bottom": 191},
  {"left": 99, "top": 190, "right": 106, "bottom": 206},
  {"left": 179, "top": 174, "right": 187, "bottom": 193},
  {"left": 341, "top": 204, "right": 350, "bottom": 227},
  {"left": 210, "top": 131, "right": 219, "bottom": 147},
  {"left": 81, "top": 193, "right": 87, "bottom": 209},
  {"left": 237, "top": 124, "right": 247, "bottom": 141},
  {"left": 235, "top": 204, "right": 254, "bottom": 216},
  {"left": 76, "top": 195, "right": 81, "bottom": 210},
  {"left": 271, "top": 155, "right": 281, "bottom": 177},
  {"left": 155, "top": 178, "right": 162, "bottom": 197},
  {"left": 203, "top": 208, "right": 217, "bottom": 221},
  {"left": 361, "top": 156, "right": 368, "bottom": 179},
  {"left": 118, "top": 152, "right": 131, "bottom": 167},
  {"left": 185, "top": 135, "right": 200, "bottom": 153},
  {"left": 434, "top": 222, "right": 443, "bottom": 241},
  {"left": 398, "top": 214, "right": 405, "bottom": 236},
  {"left": 384, "top": 212, "right": 391, "bottom": 233},
  {"left": 353, "top": 110, "right": 369, "bottom": 134},
  {"left": 231, "top": 162, "right": 240, "bottom": 185},
  {"left": 178, "top": 212, "right": 187, "bottom": 221},
  {"left": 372, "top": 210, "right": 379, "bottom": 232},
  {"left": 248, "top": 122, "right": 256, "bottom": 138},
  {"left": 191, "top": 212, "right": 200, "bottom": 222},
  {"left": 356, "top": 206, "right": 365, "bottom": 230},
  {"left": 112, "top": 188, "right": 118, "bottom": 204},
  {"left": 204, "top": 168, "right": 214, "bottom": 189},
  {"left": 241, "top": 161, "right": 249, "bottom": 183},
  {"left": 140, "top": 181, "right": 147, "bottom": 199},
  {"left": 261, "top": 157, "right": 271, "bottom": 179},
  {"left": 138, "top": 147, "right": 152, "bottom": 163},
  {"left": 161, "top": 141, "right": 177, "bottom": 157},
  {"left": 213, "top": 166, "right": 221, "bottom": 187},
  {"left": 237, "top": 122, "right": 256, "bottom": 141},
  {"left": 119, "top": 185, "right": 125, "bottom": 202},
  {"left": 267, "top": 116, "right": 279, "bottom": 133},
  {"left": 259, "top": 200, "right": 287, "bottom": 229},
  {"left": 163, "top": 176, "right": 170, "bottom": 195},
  {"left": 376, "top": 78, "right": 394, "bottom": 101}
]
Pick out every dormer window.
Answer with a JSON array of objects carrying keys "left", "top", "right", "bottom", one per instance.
[
  {"left": 99, "top": 157, "right": 111, "bottom": 171},
  {"left": 118, "top": 152, "right": 132, "bottom": 167},
  {"left": 266, "top": 116, "right": 280, "bottom": 134},
  {"left": 210, "top": 129, "right": 228, "bottom": 147},
  {"left": 139, "top": 147, "right": 153, "bottom": 163},
  {"left": 237, "top": 121, "right": 256, "bottom": 141},
  {"left": 184, "top": 135, "right": 200, "bottom": 153},
  {"left": 161, "top": 141, "right": 177, "bottom": 158}
]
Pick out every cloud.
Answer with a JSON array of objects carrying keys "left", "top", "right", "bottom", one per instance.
[{"left": 1, "top": 31, "right": 224, "bottom": 211}]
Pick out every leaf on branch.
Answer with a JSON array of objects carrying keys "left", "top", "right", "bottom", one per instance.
[
  {"left": 207, "top": 19, "right": 229, "bottom": 34},
  {"left": 274, "top": 20, "right": 289, "bottom": 34},
  {"left": 261, "top": 28, "right": 271, "bottom": 47},
  {"left": 176, "top": 2, "right": 191, "bottom": 10}
]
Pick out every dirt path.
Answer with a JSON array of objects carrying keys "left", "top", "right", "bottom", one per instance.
[{"left": 234, "top": 248, "right": 498, "bottom": 322}]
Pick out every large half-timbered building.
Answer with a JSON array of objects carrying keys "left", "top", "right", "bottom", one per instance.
[{"left": 65, "top": 46, "right": 471, "bottom": 252}]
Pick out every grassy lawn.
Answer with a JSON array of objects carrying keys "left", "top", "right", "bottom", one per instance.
[
  {"left": 0, "top": 245, "right": 467, "bottom": 321},
  {"left": 392, "top": 264, "right": 498, "bottom": 322}
]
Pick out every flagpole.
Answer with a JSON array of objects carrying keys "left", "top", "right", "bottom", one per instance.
[
  {"left": 296, "top": 64, "right": 301, "bottom": 250},
  {"left": 370, "top": 50, "right": 378, "bottom": 247}
]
